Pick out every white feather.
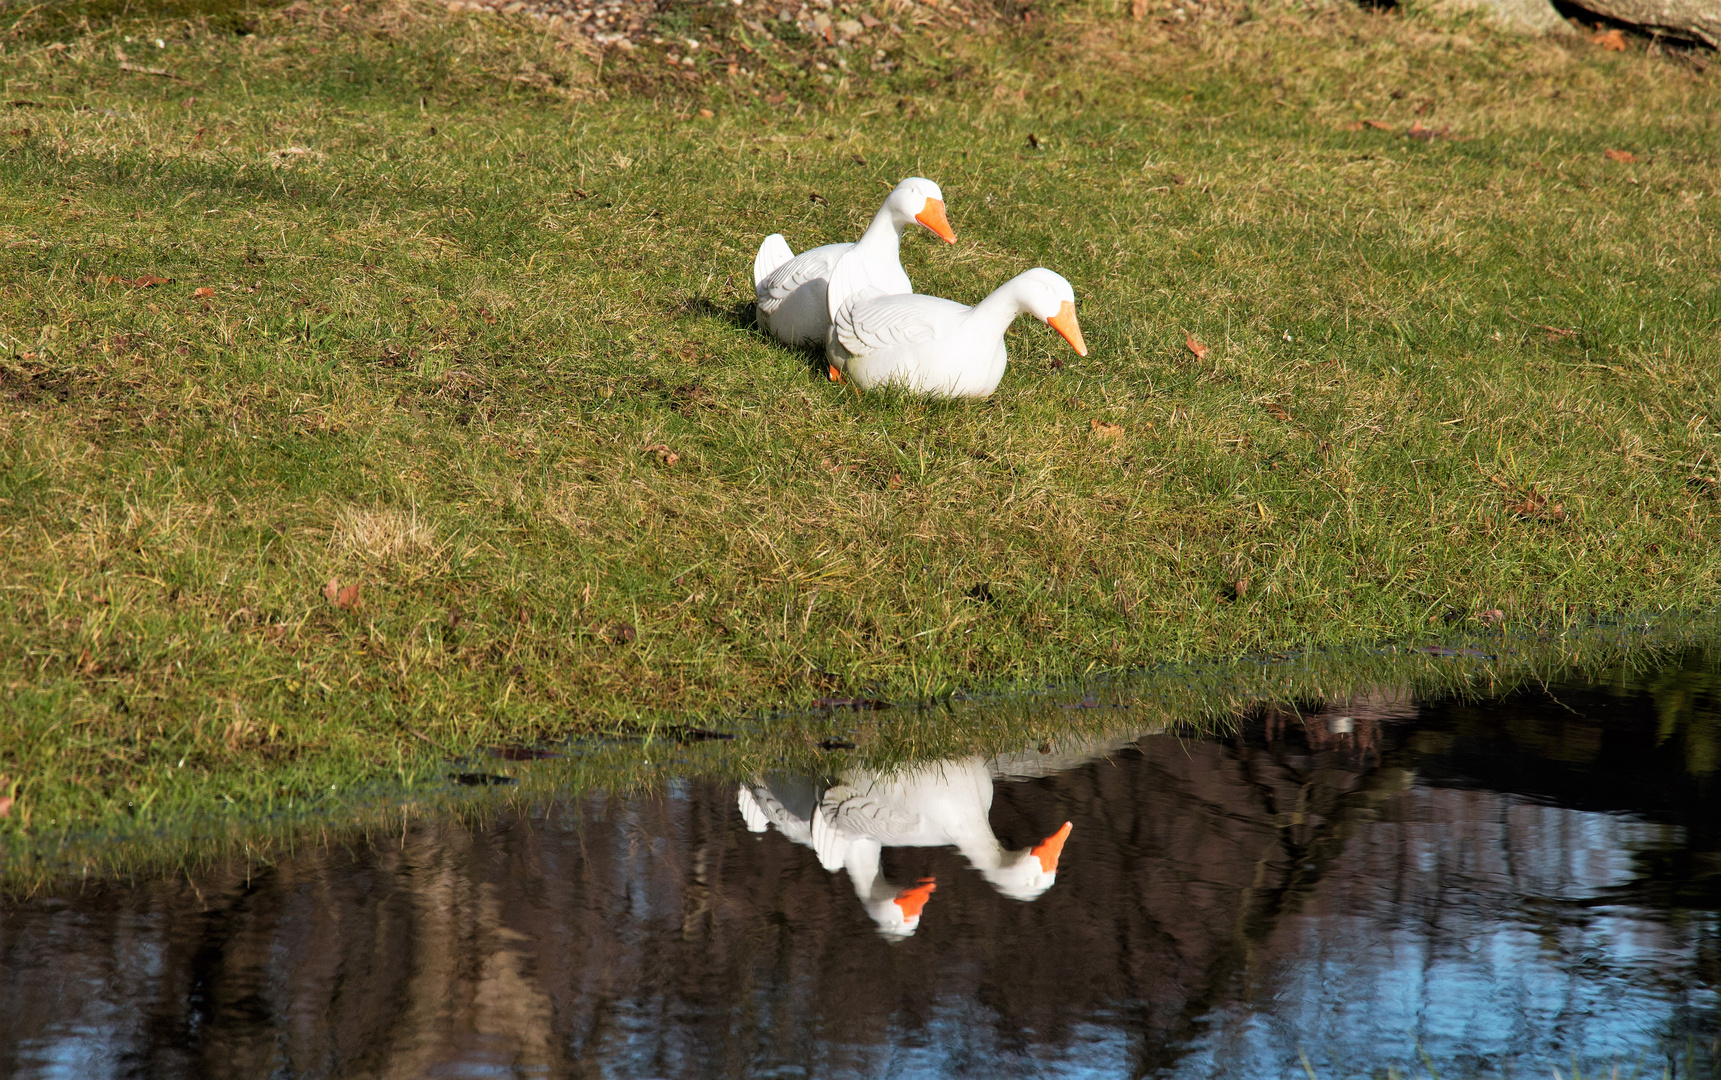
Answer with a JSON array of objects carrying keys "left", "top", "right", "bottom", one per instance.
[{"left": 753, "top": 233, "right": 796, "bottom": 291}]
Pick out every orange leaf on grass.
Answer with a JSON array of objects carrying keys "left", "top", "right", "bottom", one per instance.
[
  {"left": 1505, "top": 485, "right": 1565, "bottom": 521},
  {"left": 1362, "top": 119, "right": 1393, "bottom": 131},
  {"left": 1185, "top": 333, "right": 1209, "bottom": 361},
  {"left": 1591, "top": 28, "right": 1627, "bottom": 50},
  {"left": 1603, "top": 148, "right": 1637, "bottom": 163},
  {"left": 323, "top": 577, "right": 361, "bottom": 610},
  {"left": 193, "top": 286, "right": 215, "bottom": 298}
]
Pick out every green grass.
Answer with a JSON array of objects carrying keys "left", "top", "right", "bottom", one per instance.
[{"left": 1, "top": 0, "right": 1719, "bottom": 855}]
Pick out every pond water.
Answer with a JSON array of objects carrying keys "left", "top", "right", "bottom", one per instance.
[{"left": 2, "top": 653, "right": 1718, "bottom": 1079}]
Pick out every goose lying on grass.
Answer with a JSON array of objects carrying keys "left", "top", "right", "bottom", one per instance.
[
  {"left": 753, "top": 176, "right": 957, "bottom": 348},
  {"left": 825, "top": 266, "right": 1087, "bottom": 398}
]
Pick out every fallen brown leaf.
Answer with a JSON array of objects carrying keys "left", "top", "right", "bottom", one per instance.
[
  {"left": 1090, "top": 419, "right": 1124, "bottom": 439},
  {"left": 1592, "top": 28, "right": 1627, "bottom": 50},
  {"left": 323, "top": 577, "right": 361, "bottom": 610},
  {"left": 1478, "top": 608, "right": 1505, "bottom": 625},
  {"left": 643, "top": 443, "right": 680, "bottom": 466},
  {"left": 1505, "top": 485, "right": 1565, "bottom": 521},
  {"left": 1406, "top": 122, "right": 1452, "bottom": 141},
  {"left": 698, "top": 108, "right": 714, "bottom": 119},
  {"left": 1130, "top": 0, "right": 1148, "bottom": 17},
  {"left": 1264, "top": 403, "right": 1292, "bottom": 422},
  {"left": 1603, "top": 148, "right": 1637, "bottom": 163},
  {"left": 193, "top": 286, "right": 215, "bottom": 298},
  {"left": 1185, "top": 332, "right": 1209, "bottom": 361},
  {"left": 0, "top": 794, "right": 11, "bottom": 819},
  {"left": 1362, "top": 119, "right": 1392, "bottom": 131}
]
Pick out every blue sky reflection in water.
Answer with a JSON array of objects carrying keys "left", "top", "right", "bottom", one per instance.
[{"left": 1, "top": 653, "right": 1718, "bottom": 1079}]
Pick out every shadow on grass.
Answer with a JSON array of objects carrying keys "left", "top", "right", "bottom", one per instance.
[
  {"left": 16, "top": 0, "right": 290, "bottom": 41},
  {"left": 680, "top": 295, "right": 835, "bottom": 383}
]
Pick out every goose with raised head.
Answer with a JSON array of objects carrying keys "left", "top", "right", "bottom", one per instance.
[
  {"left": 738, "top": 756, "right": 1074, "bottom": 932},
  {"left": 753, "top": 177, "right": 956, "bottom": 349},
  {"left": 737, "top": 776, "right": 940, "bottom": 939},
  {"left": 825, "top": 266, "right": 1087, "bottom": 398},
  {"left": 812, "top": 758, "right": 1072, "bottom": 902}
]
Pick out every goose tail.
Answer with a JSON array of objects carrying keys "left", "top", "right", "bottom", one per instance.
[{"left": 753, "top": 233, "right": 795, "bottom": 291}]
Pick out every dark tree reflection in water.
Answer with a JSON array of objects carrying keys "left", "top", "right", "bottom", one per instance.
[{"left": 2, "top": 656, "right": 1718, "bottom": 1079}]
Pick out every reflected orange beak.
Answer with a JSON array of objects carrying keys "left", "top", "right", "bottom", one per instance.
[
  {"left": 914, "top": 198, "right": 957, "bottom": 244},
  {"left": 1031, "top": 822, "right": 1073, "bottom": 873},
  {"left": 894, "top": 877, "right": 937, "bottom": 919},
  {"left": 1047, "top": 301, "right": 1087, "bottom": 357}
]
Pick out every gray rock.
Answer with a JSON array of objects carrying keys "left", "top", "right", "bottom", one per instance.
[
  {"left": 1420, "top": 0, "right": 1574, "bottom": 34},
  {"left": 1569, "top": 0, "right": 1720, "bottom": 44}
]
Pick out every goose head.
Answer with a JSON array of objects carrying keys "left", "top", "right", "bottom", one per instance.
[
  {"left": 1012, "top": 268, "right": 1088, "bottom": 356},
  {"left": 885, "top": 177, "right": 957, "bottom": 244},
  {"left": 981, "top": 821, "right": 1073, "bottom": 902},
  {"left": 864, "top": 877, "right": 938, "bottom": 939}
]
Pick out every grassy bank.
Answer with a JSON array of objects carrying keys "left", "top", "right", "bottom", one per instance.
[
  {"left": 6, "top": 626, "right": 1718, "bottom": 892},
  {"left": 1, "top": 0, "right": 1718, "bottom": 842}
]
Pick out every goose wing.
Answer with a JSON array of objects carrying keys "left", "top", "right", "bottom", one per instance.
[
  {"left": 820, "top": 782, "right": 926, "bottom": 843},
  {"left": 757, "top": 243, "right": 847, "bottom": 306},
  {"left": 831, "top": 292, "right": 952, "bottom": 358}
]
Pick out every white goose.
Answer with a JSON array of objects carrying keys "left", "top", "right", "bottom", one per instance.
[
  {"left": 825, "top": 266, "right": 1088, "bottom": 398},
  {"left": 738, "top": 774, "right": 939, "bottom": 939},
  {"left": 737, "top": 757, "right": 1073, "bottom": 937},
  {"left": 753, "top": 177, "right": 956, "bottom": 349}
]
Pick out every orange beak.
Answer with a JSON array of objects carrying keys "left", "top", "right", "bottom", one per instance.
[
  {"left": 1031, "top": 822, "right": 1072, "bottom": 873},
  {"left": 1046, "top": 301, "right": 1087, "bottom": 357},
  {"left": 914, "top": 198, "right": 957, "bottom": 244},
  {"left": 894, "top": 877, "right": 937, "bottom": 919},
  {"left": 828, "top": 362, "right": 845, "bottom": 383}
]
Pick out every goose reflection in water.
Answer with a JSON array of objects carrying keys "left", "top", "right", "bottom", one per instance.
[{"left": 736, "top": 756, "right": 1074, "bottom": 938}]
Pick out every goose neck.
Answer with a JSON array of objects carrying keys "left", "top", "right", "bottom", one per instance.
[
  {"left": 854, "top": 204, "right": 905, "bottom": 261},
  {"left": 962, "top": 281, "right": 1028, "bottom": 341}
]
